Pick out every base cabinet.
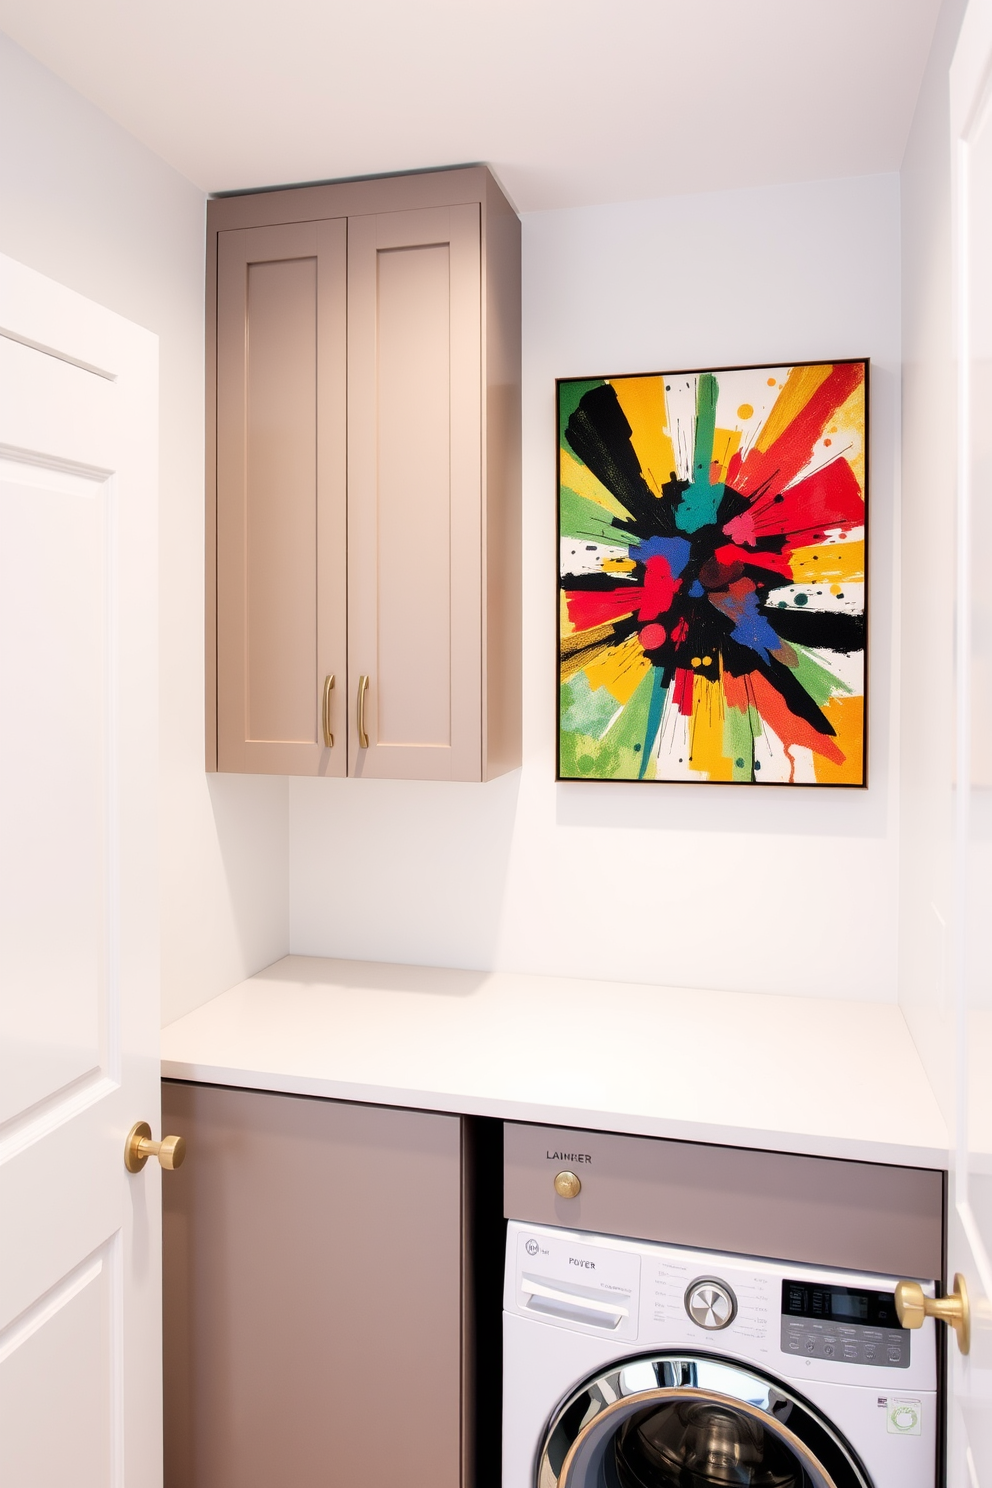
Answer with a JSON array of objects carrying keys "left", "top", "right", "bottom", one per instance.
[{"left": 162, "top": 1081, "right": 466, "bottom": 1488}]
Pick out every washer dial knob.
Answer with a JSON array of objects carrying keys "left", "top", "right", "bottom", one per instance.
[{"left": 685, "top": 1278, "right": 737, "bottom": 1330}]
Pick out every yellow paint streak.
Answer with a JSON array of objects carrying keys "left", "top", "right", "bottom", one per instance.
[
  {"left": 829, "top": 384, "right": 866, "bottom": 494},
  {"left": 755, "top": 364, "right": 833, "bottom": 453},
  {"left": 688, "top": 674, "right": 733, "bottom": 780},
  {"left": 602, "top": 557, "right": 637, "bottom": 573},
  {"left": 711, "top": 427, "right": 742, "bottom": 483},
  {"left": 584, "top": 633, "right": 652, "bottom": 705},
  {"left": 560, "top": 448, "right": 631, "bottom": 520},
  {"left": 609, "top": 377, "right": 676, "bottom": 496},
  {"left": 790, "top": 540, "right": 865, "bottom": 585},
  {"left": 562, "top": 616, "right": 616, "bottom": 654},
  {"left": 813, "top": 696, "right": 864, "bottom": 784},
  {"left": 561, "top": 637, "right": 616, "bottom": 682}
]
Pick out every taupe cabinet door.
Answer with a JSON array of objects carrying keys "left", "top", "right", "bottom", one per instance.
[
  {"left": 348, "top": 205, "right": 482, "bottom": 779},
  {"left": 216, "top": 220, "right": 347, "bottom": 774},
  {"left": 162, "top": 1082, "right": 464, "bottom": 1488}
]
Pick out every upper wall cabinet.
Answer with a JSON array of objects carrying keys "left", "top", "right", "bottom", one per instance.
[{"left": 206, "top": 167, "right": 521, "bottom": 781}]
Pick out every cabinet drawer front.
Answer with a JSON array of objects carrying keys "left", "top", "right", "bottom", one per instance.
[
  {"left": 347, "top": 205, "right": 483, "bottom": 780},
  {"left": 504, "top": 1121, "right": 943, "bottom": 1280},
  {"left": 216, "top": 220, "right": 347, "bottom": 775}
]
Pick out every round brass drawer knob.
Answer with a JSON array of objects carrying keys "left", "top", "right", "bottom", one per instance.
[{"left": 554, "top": 1170, "right": 581, "bottom": 1199}]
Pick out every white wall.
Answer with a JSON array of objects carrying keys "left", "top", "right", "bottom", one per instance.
[
  {"left": 291, "top": 172, "right": 903, "bottom": 1000},
  {"left": 897, "top": 0, "right": 967, "bottom": 1124},
  {"left": 0, "top": 33, "right": 289, "bottom": 1025}
]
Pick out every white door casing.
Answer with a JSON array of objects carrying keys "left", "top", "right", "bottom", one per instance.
[
  {"left": 950, "top": 7, "right": 992, "bottom": 1483},
  {"left": 0, "top": 254, "right": 161, "bottom": 1485}
]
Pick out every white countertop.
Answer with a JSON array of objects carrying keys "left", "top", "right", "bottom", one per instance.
[{"left": 161, "top": 956, "right": 949, "bottom": 1169}]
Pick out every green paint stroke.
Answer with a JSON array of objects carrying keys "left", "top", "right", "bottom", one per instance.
[
  {"left": 675, "top": 372, "right": 724, "bottom": 534},
  {"left": 560, "top": 486, "right": 631, "bottom": 547},
  {"left": 639, "top": 667, "right": 666, "bottom": 780},
  {"left": 723, "top": 699, "right": 763, "bottom": 782},
  {"left": 559, "top": 669, "right": 658, "bottom": 781},
  {"left": 558, "top": 379, "right": 604, "bottom": 453},
  {"left": 560, "top": 674, "right": 618, "bottom": 740},
  {"left": 787, "top": 644, "right": 854, "bottom": 707}
]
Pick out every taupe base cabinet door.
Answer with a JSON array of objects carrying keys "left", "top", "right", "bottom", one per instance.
[
  {"left": 162, "top": 1082, "right": 465, "bottom": 1488},
  {"left": 207, "top": 166, "right": 521, "bottom": 781}
]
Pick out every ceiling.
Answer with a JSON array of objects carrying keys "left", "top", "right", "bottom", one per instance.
[{"left": 0, "top": 0, "right": 942, "bottom": 212}]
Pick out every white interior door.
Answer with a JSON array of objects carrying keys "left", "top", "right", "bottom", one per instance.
[
  {"left": 0, "top": 254, "right": 161, "bottom": 1485},
  {"left": 950, "top": 8, "right": 992, "bottom": 1483}
]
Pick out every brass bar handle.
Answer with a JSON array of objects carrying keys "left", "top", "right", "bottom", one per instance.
[
  {"left": 895, "top": 1274, "right": 970, "bottom": 1354},
  {"left": 321, "top": 674, "right": 334, "bottom": 748},
  {"left": 124, "top": 1120, "right": 186, "bottom": 1174},
  {"left": 357, "top": 674, "right": 370, "bottom": 749}
]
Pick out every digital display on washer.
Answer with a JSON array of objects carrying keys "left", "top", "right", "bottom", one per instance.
[{"left": 782, "top": 1281, "right": 897, "bottom": 1327}]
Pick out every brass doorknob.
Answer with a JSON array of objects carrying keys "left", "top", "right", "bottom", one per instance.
[
  {"left": 124, "top": 1120, "right": 186, "bottom": 1174},
  {"left": 894, "top": 1274, "right": 970, "bottom": 1355},
  {"left": 554, "top": 1170, "right": 581, "bottom": 1199}
]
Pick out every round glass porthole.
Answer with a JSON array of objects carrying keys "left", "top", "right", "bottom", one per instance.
[{"left": 537, "top": 1355, "right": 872, "bottom": 1488}]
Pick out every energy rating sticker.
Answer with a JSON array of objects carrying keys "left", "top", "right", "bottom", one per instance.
[{"left": 886, "top": 1398, "right": 922, "bottom": 1436}]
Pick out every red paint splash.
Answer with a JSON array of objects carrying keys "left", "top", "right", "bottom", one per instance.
[
  {"left": 674, "top": 667, "right": 695, "bottom": 715},
  {"left": 564, "top": 554, "right": 682, "bottom": 632},
  {"left": 749, "top": 671, "right": 844, "bottom": 765},
  {"left": 712, "top": 541, "right": 792, "bottom": 581},
  {"left": 723, "top": 457, "right": 863, "bottom": 548},
  {"left": 733, "top": 362, "right": 864, "bottom": 502}
]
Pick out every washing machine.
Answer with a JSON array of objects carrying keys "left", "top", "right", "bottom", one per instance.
[{"left": 502, "top": 1220, "right": 938, "bottom": 1488}]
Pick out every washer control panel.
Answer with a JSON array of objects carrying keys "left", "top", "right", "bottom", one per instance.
[
  {"left": 781, "top": 1279, "right": 910, "bottom": 1368},
  {"left": 685, "top": 1278, "right": 738, "bottom": 1330}
]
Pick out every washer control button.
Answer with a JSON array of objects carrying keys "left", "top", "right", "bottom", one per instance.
[{"left": 684, "top": 1278, "right": 738, "bottom": 1330}]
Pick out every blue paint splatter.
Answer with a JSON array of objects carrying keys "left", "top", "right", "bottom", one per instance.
[
  {"left": 729, "top": 591, "right": 782, "bottom": 664},
  {"left": 635, "top": 535, "right": 692, "bottom": 576}
]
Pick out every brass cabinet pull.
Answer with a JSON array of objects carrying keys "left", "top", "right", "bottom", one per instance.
[
  {"left": 895, "top": 1273, "right": 970, "bottom": 1354},
  {"left": 124, "top": 1120, "right": 186, "bottom": 1174},
  {"left": 357, "top": 674, "right": 370, "bottom": 748},
  {"left": 321, "top": 674, "right": 334, "bottom": 748}
]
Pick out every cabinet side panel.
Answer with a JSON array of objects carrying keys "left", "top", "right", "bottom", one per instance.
[
  {"left": 162, "top": 1081, "right": 463, "bottom": 1488},
  {"left": 481, "top": 180, "right": 522, "bottom": 779},
  {"left": 205, "top": 217, "right": 219, "bottom": 771},
  {"left": 503, "top": 1122, "right": 944, "bottom": 1280}
]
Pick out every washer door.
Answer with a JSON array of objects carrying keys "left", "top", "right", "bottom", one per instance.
[{"left": 538, "top": 1355, "right": 873, "bottom": 1488}]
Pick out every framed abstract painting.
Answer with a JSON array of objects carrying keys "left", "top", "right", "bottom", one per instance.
[{"left": 558, "top": 360, "right": 868, "bottom": 786}]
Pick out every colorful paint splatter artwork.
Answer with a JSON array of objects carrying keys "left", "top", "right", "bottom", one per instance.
[{"left": 558, "top": 361, "right": 867, "bottom": 785}]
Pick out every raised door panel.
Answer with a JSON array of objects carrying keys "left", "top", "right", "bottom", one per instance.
[
  {"left": 216, "top": 220, "right": 347, "bottom": 775},
  {"left": 162, "top": 1082, "right": 464, "bottom": 1488},
  {"left": 348, "top": 205, "right": 483, "bottom": 780}
]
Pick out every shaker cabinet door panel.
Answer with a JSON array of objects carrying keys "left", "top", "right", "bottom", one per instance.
[
  {"left": 216, "top": 220, "right": 347, "bottom": 775},
  {"left": 347, "top": 205, "right": 483, "bottom": 780}
]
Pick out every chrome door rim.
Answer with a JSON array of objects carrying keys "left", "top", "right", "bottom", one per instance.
[{"left": 538, "top": 1354, "right": 873, "bottom": 1488}]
